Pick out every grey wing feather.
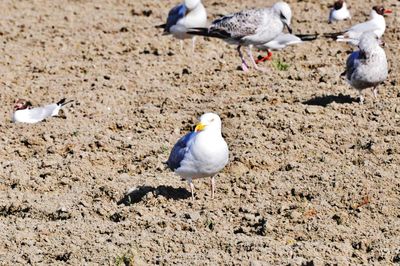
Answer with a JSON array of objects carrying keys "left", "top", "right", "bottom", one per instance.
[
  {"left": 27, "top": 104, "right": 59, "bottom": 120},
  {"left": 211, "top": 9, "right": 264, "bottom": 39}
]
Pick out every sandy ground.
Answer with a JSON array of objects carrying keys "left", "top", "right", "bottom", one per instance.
[{"left": 0, "top": 0, "right": 400, "bottom": 264}]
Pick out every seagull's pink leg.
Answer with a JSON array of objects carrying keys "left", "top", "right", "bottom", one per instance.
[
  {"left": 247, "top": 47, "right": 267, "bottom": 72},
  {"left": 373, "top": 87, "right": 378, "bottom": 99},
  {"left": 210, "top": 176, "right": 215, "bottom": 199},
  {"left": 237, "top": 45, "right": 249, "bottom": 72},
  {"left": 188, "top": 179, "right": 195, "bottom": 200}
]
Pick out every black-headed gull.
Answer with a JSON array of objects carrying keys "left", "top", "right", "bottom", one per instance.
[
  {"left": 328, "top": 0, "right": 351, "bottom": 24},
  {"left": 166, "top": 113, "right": 229, "bottom": 200},
  {"left": 12, "top": 98, "right": 73, "bottom": 123},
  {"left": 341, "top": 32, "right": 388, "bottom": 104},
  {"left": 156, "top": 0, "right": 207, "bottom": 51},
  {"left": 188, "top": 1, "right": 292, "bottom": 72},
  {"left": 325, "top": 5, "right": 391, "bottom": 46}
]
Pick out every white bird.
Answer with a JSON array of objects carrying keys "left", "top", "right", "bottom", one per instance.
[
  {"left": 188, "top": 1, "right": 292, "bottom": 72},
  {"left": 325, "top": 5, "right": 392, "bottom": 46},
  {"left": 341, "top": 32, "right": 388, "bottom": 104},
  {"left": 328, "top": 0, "right": 351, "bottom": 24},
  {"left": 166, "top": 113, "right": 229, "bottom": 200},
  {"left": 12, "top": 98, "right": 73, "bottom": 123},
  {"left": 255, "top": 33, "right": 318, "bottom": 63},
  {"left": 156, "top": 0, "right": 207, "bottom": 51}
]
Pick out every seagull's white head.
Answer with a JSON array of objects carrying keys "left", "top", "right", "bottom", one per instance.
[
  {"left": 13, "top": 99, "right": 32, "bottom": 111},
  {"left": 194, "top": 113, "right": 222, "bottom": 133},
  {"left": 371, "top": 5, "right": 392, "bottom": 19},
  {"left": 358, "top": 32, "right": 382, "bottom": 54},
  {"left": 273, "top": 2, "right": 292, "bottom": 34},
  {"left": 184, "top": 0, "right": 201, "bottom": 10}
]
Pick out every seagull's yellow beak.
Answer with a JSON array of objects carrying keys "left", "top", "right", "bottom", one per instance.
[{"left": 195, "top": 122, "right": 206, "bottom": 132}]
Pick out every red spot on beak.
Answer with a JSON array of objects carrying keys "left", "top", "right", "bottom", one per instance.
[{"left": 384, "top": 9, "right": 392, "bottom": 14}]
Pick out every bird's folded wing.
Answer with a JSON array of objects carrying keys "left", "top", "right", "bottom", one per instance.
[
  {"left": 167, "top": 132, "right": 196, "bottom": 171},
  {"left": 165, "top": 4, "right": 187, "bottom": 32}
]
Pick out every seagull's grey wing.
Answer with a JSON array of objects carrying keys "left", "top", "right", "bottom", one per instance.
[
  {"left": 165, "top": 4, "right": 187, "bottom": 32},
  {"left": 26, "top": 104, "right": 60, "bottom": 120},
  {"left": 210, "top": 9, "right": 264, "bottom": 39},
  {"left": 167, "top": 132, "right": 196, "bottom": 171},
  {"left": 345, "top": 50, "right": 364, "bottom": 80}
]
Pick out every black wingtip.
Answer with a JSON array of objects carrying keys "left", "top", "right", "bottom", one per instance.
[
  {"left": 323, "top": 32, "right": 344, "bottom": 39},
  {"left": 155, "top": 24, "right": 166, "bottom": 29},
  {"left": 296, "top": 33, "right": 319, "bottom": 41},
  {"left": 57, "top": 98, "right": 74, "bottom": 106}
]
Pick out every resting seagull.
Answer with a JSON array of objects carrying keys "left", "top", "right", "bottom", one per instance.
[
  {"left": 166, "top": 113, "right": 229, "bottom": 200},
  {"left": 328, "top": 0, "right": 351, "bottom": 24},
  {"left": 341, "top": 32, "right": 388, "bottom": 104},
  {"left": 325, "top": 6, "right": 391, "bottom": 46},
  {"left": 188, "top": 1, "right": 292, "bottom": 72},
  {"left": 156, "top": 0, "right": 207, "bottom": 51},
  {"left": 12, "top": 98, "right": 73, "bottom": 123}
]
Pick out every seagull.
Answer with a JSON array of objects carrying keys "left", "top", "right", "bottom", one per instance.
[
  {"left": 12, "top": 98, "right": 73, "bottom": 123},
  {"left": 255, "top": 33, "right": 318, "bottom": 63},
  {"left": 187, "top": 1, "right": 292, "bottom": 72},
  {"left": 325, "top": 5, "right": 392, "bottom": 46},
  {"left": 328, "top": 0, "right": 351, "bottom": 24},
  {"left": 156, "top": 0, "right": 207, "bottom": 51},
  {"left": 166, "top": 113, "right": 229, "bottom": 200},
  {"left": 341, "top": 32, "right": 388, "bottom": 104}
]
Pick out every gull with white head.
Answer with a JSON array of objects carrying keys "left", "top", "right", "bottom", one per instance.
[
  {"left": 341, "top": 32, "right": 388, "bottom": 104},
  {"left": 12, "top": 98, "right": 73, "bottom": 123},
  {"left": 166, "top": 113, "right": 229, "bottom": 200},
  {"left": 188, "top": 1, "right": 292, "bottom": 72},
  {"left": 156, "top": 0, "right": 207, "bottom": 51}
]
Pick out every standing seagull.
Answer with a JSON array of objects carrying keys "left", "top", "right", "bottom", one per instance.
[
  {"left": 328, "top": 0, "right": 351, "bottom": 24},
  {"left": 325, "top": 6, "right": 391, "bottom": 46},
  {"left": 166, "top": 113, "right": 229, "bottom": 200},
  {"left": 342, "top": 32, "right": 388, "bottom": 104},
  {"left": 12, "top": 98, "right": 73, "bottom": 123},
  {"left": 188, "top": 1, "right": 292, "bottom": 72},
  {"left": 255, "top": 33, "right": 318, "bottom": 63},
  {"left": 156, "top": 0, "right": 207, "bottom": 51}
]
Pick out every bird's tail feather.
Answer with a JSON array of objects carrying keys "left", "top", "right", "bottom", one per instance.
[
  {"left": 187, "top": 27, "right": 231, "bottom": 39},
  {"left": 295, "top": 33, "right": 319, "bottom": 41},
  {"left": 57, "top": 98, "right": 74, "bottom": 106},
  {"left": 323, "top": 31, "right": 345, "bottom": 39},
  {"left": 155, "top": 24, "right": 166, "bottom": 29}
]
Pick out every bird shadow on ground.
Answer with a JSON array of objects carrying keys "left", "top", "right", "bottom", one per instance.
[
  {"left": 303, "top": 93, "right": 358, "bottom": 107},
  {"left": 117, "top": 185, "right": 191, "bottom": 205}
]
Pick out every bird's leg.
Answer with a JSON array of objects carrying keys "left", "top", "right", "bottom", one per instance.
[
  {"left": 237, "top": 45, "right": 249, "bottom": 72},
  {"left": 180, "top": 40, "right": 184, "bottom": 52},
  {"left": 188, "top": 178, "right": 195, "bottom": 200},
  {"left": 256, "top": 50, "right": 273, "bottom": 64},
  {"left": 373, "top": 86, "right": 378, "bottom": 99},
  {"left": 210, "top": 176, "right": 215, "bottom": 199},
  {"left": 358, "top": 91, "right": 364, "bottom": 104},
  {"left": 247, "top": 46, "right": 267, "bottom": 72},
  {"left": 191, "top": 36, "right": 196, "bottom": 53}
]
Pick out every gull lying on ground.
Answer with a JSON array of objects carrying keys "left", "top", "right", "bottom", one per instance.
[
  {"left": 328, "top": 0, "right": 351, "bottom": 24},
  {"left": 166, "top": 113, "right": 229, "bottom": 200},
  {"left": 156, "top": 0, "right": 207, "bottom": 51},
  {"left": 12, "top": 98, "right": 73, "bottom": 123},
  {"left": 341, "top": 32, "right": 388, "bottom": 104},
  {"left": 188, "top": 1, "right": 292, "bottom": 72}
]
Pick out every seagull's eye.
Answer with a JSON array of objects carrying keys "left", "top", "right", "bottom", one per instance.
[{"left": 280, "top": 12, "right": 287, "bottom": 21}]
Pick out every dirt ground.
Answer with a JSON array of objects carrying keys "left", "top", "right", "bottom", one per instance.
[{"left": 0, "top": 0, "right": 399, "bottom": 264}]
